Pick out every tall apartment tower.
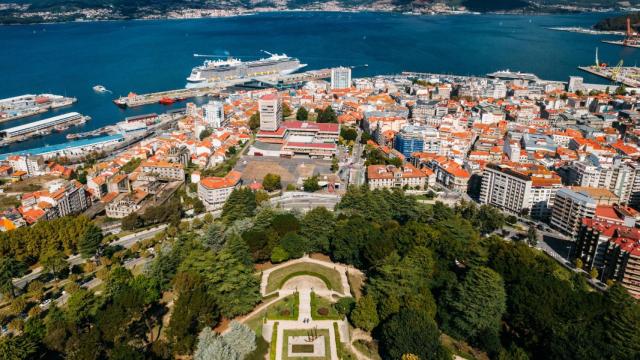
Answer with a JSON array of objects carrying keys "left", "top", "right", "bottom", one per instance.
[
  {"left": 331, "top": 67, "right": 352, "bottom": 89},
  {"left": 258, "top": 94, "right": 282, "bottom": 131},
  {"left": 203, "top": 100, "right": 224, "bottom": 128}
]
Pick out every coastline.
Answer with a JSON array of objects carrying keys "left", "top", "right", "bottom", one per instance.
[{"left": 0, "top": 6, "right": 621, "bottom": 26}]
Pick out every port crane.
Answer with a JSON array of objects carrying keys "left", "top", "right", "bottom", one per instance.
[{"left": 611, "top": 59, "right": 625, "bottom": 82}]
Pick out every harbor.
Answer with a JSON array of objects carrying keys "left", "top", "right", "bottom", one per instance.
[
  {"left": 577, "top": 65, "right": 640, "bottom": 88},
  {"left": 0, "top": 94, "right": 77, "bottom": 124},
  {"left": 0, "top": 112, "right": 90, "bottom": 146}
]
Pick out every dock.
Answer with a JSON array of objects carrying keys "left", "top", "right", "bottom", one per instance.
[
  {"left": 577, "top": 65, "right": 640, "bottom": 88},
  {"left": 113, "top": 68, "right": 332, "bottom": 108},
  {"left": 113, "top": 87, "right": 220, "bottom": 108}
]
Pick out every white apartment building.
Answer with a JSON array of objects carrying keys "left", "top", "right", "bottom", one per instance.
[
  {"left": 7, "top": 155, "right": 45, "bottom": 176},
  {"left": 203, "top": 100, "right": 224, "bottom": 128},
  {"left": 550, "top": 188, "right": 597, "bottom": 237},
  {"left": 567, "top": 158, "right": 640, "bottom": 205},
  {"left": 259, "top": 94, "right": 282, "bottom": 131},
  {"left": 331, "top": 67, "right": 352, "bottom": 89},
  {"left": 480, "top": 163, "right": 533, "bottom": 215},
  {"left": 141, "top": 161, "right": 185, "bottom": 181}
]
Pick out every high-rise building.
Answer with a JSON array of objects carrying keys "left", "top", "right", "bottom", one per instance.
[
  {"left": 331, "top": 67, "right": 352, "bottom": 89},
  {"left": 567, "top": 76, "right": 584, "bottom": 93},
  {"left": 258, "top": 94, "right": 282, "bottom": 131},
  {"left": 394, "top": 126, "right": 425, "bottom": 158},
  {"left": 565, "top": 157, "right": 640, "bottom": 206},
  {"left": 480, "top": 163, "right": 561, "bottom": 219},
  {"left": 203, "top": 100, "right": 224, "bottom": 128},
  {"left": 550, "top": 188, "right": 597, "bottom": 237}
]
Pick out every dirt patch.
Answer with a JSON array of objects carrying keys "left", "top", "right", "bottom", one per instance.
[
  {"left": 281, "top": 275, "right": 328, "bottom": 292},
  {"left": 309, "top": 253, "right": 331, "bottom": 262},
  {"left": 214, "top": 317, "right": 231, "bottom": 333},
  {"left": 255, "top": 261, "right": 276, "bottom": 271},
  {"left": 347, "top": 271, "right": 365, "bottom": 300}
]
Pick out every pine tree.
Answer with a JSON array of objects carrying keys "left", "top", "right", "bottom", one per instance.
[
  {"left": 78, "top": 224, "right": 102, "bottom": 258},
  {"left": 448, "top": 266, "right": 506, "bottom": 340},
  {"left": 202, "top": 222, "right": 227, "bottom": 252},
  {"left": 604, "top": 285, "right": 640, "bottom": 358}
]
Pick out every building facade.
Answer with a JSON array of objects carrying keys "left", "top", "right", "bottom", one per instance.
[{"left": 259, "top": 94, "right": 282, "bottom": 131}]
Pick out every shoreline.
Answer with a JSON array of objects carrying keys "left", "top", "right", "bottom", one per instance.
[{"left": 0, "top": 7, "right": 622, "bottom": 26}]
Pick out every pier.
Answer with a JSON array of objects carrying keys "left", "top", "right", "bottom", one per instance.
[
  {"left": 113, "top": 87, "right": 220, "bottom": 108},
  {"left": 113, "top": 68, "right": 332, "bottom": 108}
]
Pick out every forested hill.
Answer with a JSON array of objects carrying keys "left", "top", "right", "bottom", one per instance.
[{"left": 595, "top": 13, "right": 640, "bottom": 31}]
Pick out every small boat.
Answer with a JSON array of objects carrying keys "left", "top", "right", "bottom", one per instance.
[
  {"left": 159, "top": 97, "right": 175, "bottom": 105},
  {"left": 93, "top": 85, "right": 110, "bottom": 93}
]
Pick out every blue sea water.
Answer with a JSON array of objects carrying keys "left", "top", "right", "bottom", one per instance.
[{"left": 0, "top": 11, "right": 639, "bottom": 154}]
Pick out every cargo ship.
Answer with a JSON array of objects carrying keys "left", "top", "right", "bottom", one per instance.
[{"left": 186, "top": 51, "right": 306, "bottom": 88}]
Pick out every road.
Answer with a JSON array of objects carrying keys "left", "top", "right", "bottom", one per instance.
[
  {"left": 270, "top": 192, "right": 341, "bottom": 211},
  {"left": 54, "top": 256, "right": 153, "bottom": 306},
  {"left": 12, "top": 225, "right": 168, "bottom": 290}
]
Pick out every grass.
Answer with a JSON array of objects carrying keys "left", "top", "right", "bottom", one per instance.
[
  {"left": 270, "top": 322, "right": 279, "bottom": 360},
  {"left": 265, "top": 262, "right": 343, "bottom": 294},
  {"left": 353, "top": 339, "right": 382, "bottom": 360},
  {"left": 334, "top": 322, "right": 357, "bottom": 360},
  {"left": 310, "top": 292, "right": 342, "bottom": 320},
  {"left": 291, "top": 344, "right": 315, "bottom": 353},
  {"left": 346, "top": 271, "right": 364, "bottom": 300},
  {"left": 266, "top": 293, "right": 299, "bottom": 320},
  {"left": 282, "top": 328, "right": 330, "bottom": 360},
  {"left": 0, "top": 194, "right": 20, "bottom": 209}
]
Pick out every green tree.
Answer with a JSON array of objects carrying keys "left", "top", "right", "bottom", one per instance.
[
  {"left": 270, "top": 245, "right": 289, "bottom": 263},
  {"left": 340, "top": 127, "right": 358, "bottom": 142},
  {"left": 199, "top": 128, "right": 213, "bottom": 141},
  {"left": 446, "top": 266, "right": 506, "bottom": 341},
  {"left": 350, "top": 294, "right": 379, "bottom": 332},
  {"left": 221, "top": 188, "right": 257, "bottom": 224},
  {"left": 248, "top": 111, "right": 260, "bottom": 131},
  {"left": 317, "top": 106, "right": 337, "bottom": 123},
  {"left": 296, "top": 106, "right": 308, "bottom": 120},
  {"left": 202, "top": 222, "right": 227, "bottom": 252},
  {"left": 66, "top": 288, "right": 96, "bottom": 326},
  {"left": 527, "top": 226, "right": 538, "bottom": 247},
  {"left": 0, "top": 257, "right": 25, "bottom": 298},
  {"left": 282, "top": 102, "right": 293, "bottom": 117},
  {"left": 262, "top": 173, "right": 282, "bottom": 192},
  {"left": 0, "top": 334, "right": 39, "bottom": 360},
  {"left": 303, "top": 175, "right": 320, "bottom": 192},
  {"left": 78, "top": 224, "right": 103, "bottom": 258},
  {"left": 380, "top": 309, "right": 449, "bottom": 360},
  {"left": 300, "top": 207, "right": 335, "bottom": 253},
  {"left": 40, "top": 249, "right": 67, "bottom": 278},
  {"left": 280, "top": 232, "right": 308, "bottom": 259},
  {"left": 168, "top": 285, "right": 219, "bottom": 355}
]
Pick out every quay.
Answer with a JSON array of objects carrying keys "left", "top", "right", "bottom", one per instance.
[
  {"left": 577, "top": 65, "right": 640, "bottom": 88},
  {"left": 0, "top": 94, "right": 77, "bottom": 124},
  {"left": 113, "top": 87, "right": 219, "bottom": 108},
  {"left": 113, "top": 68, "right": 332, "bottom": 108},
  {"left": 0, "top": 112, "right": 89, "bottom": 145}
]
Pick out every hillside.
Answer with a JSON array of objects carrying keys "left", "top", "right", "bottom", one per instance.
[{"left": 594, "top": 12, "right": 640, "bottom": 31}]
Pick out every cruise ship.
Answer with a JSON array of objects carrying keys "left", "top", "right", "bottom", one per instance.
[
  {"left": 486, "top": 70, "right": 541, "bottom": 83},
  {"left": 186, "top": 52, "right": 306, "bottom": 88}
]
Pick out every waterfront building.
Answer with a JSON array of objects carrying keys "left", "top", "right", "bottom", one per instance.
[
  {"left": 259, "top": 94, "right": 282, "bottom": 131},
  {"left": 7, "top": 155, "right": 45, "bottom": 176},
  {"left": 331, "top": 67, "right": 352, "bottom": 89},
  {"left": 0, "top": 112, "right": 84, "bottom": 139}
]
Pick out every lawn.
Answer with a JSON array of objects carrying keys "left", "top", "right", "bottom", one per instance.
[
  {"left": 266, "top": 293, "right": 299, "bottom": 320},
  {"left": 282, "top": 329, "right": 330, "bottom": 360},
  {"left": 265, "top": 262, "right": 344, "bottom": 294},
  {"left": 310, "top": 292, "right": 343, "bottom": 320}
]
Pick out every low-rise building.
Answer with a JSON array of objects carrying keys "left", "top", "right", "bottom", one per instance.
[
  {"left": 141, "top": 160, "right": 185, "bottom": 181},
  {"left": 197, "top": 170, "right": 242, "bottom": 210},
  {"left": 367, "top": 164, "right": 427, "bottom": 189}
]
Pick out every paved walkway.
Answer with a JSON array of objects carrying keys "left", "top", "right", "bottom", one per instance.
[
  {"left": 260, "top": 254, "right": 361, "bottom": 297},
  {"left": 256, "top": 256, "right": 363, "bottom": 360}
]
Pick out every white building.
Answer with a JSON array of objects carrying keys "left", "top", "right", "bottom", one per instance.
[
  {"left": 551, "top": 188, "right": 597, "bottom": 237},
  {"left": 203, "top": 100, "right": 224, "bottom": 128},
  {"left": 259, "top": 94, "right": 282, "bottom": 131},
  {"left": 7, "top": 155, "right": 45, "bottom": 176},
  {"left": 197, "top": 171, "right": 242, "bottom": 210},
  {"left": 480, "top": 163, "right": 532, "bottom": 215},
  {"left": 366, "top": 164, "right": 428, "bottom": 190},
  {"left": 331, "top": 67, "right": 352, "bottom": 90}
]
